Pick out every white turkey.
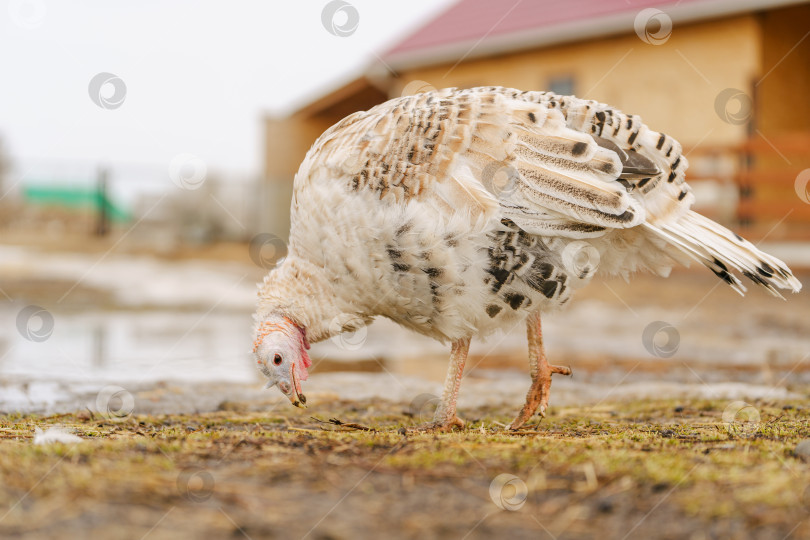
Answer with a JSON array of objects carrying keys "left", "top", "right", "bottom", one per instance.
[{"left": 253, "top": 87, "right": 801, "bottom": 431}]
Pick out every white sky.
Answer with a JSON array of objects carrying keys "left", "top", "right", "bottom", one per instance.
[{"left": 0, "top": 0, "right": 453, "bottom": 194}]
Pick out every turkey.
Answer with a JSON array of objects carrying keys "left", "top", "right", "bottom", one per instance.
[{"left": 253, "top": 87, "right": 802, "bottom": 431}]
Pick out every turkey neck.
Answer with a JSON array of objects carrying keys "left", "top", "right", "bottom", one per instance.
[{"left": 256, "top": 256, "right": 342, "bottom": 343}]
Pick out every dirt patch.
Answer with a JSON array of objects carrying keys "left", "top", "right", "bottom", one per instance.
[{"left": 2, "top": 399, "right": 810, "bottom": 539}]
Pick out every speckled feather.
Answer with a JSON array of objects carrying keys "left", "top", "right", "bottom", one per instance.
[{"left": 256, "top": 87, "right": 801, "bottom": 344}]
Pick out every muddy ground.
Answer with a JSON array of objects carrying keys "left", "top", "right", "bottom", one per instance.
[{"left": 2, "top": 398, "right": 810, "bottom": 539}]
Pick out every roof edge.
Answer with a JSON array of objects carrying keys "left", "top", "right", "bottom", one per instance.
[
  {"left": 379, "top": 0, "right": 807, "bottom": 72},
  {"left": 264, "top": 71, "right": 390, "bottom": 120}
]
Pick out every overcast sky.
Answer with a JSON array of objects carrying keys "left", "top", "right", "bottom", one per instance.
[{"left": 0, "top": 0, "right": 453, "bottom": 196}]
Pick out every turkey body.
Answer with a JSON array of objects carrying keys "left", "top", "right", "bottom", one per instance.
[
  {"left": 289, "top": 175, "right": 580, "bottom": 342},
  {"left": 259, "top": 86, "right": 800, "bottom": 345}
]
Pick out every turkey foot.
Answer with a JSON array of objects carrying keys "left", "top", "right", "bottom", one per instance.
[
  {"left": 508, "top": 361, "right": 571, "bottom": 430},
  {"left": 508, "top": 313, "right": 572, "bottom": 430},
  {"left": 409, "top": 415, "right": 465, "bottom": 433}
]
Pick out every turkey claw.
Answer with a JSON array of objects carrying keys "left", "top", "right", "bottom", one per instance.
[{"left": 409, "top": 416, "right": 465, "bottom": 433}]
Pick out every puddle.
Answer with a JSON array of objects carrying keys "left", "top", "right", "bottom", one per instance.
[{"left": 1, "top": 305, "right": 806, "bottom": 415}]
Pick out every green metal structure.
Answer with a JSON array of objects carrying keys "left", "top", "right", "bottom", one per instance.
[{"left": 22, "top": 184, "right": 130, "bottom": 223}]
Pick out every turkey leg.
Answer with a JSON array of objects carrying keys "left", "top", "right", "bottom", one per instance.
[
  {"left": 508, "top": 313, "right": 571, "bottom": 430},
  {"left": 414, "top": 337, "right": 470, "bottom": 432}
]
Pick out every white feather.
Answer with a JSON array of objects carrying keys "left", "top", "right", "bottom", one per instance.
[{"left": 34, "top": 427, "right": 83, "bottom": 445}]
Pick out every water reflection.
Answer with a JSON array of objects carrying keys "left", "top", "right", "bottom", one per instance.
[
  {"left": 1, "top": 277, "right": 807, "bottom": 415},
  {"left": 0, "top": 309, "right": 256, "bottom": 384}
]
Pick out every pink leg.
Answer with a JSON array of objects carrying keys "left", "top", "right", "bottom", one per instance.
[
  {"left": 508, "top": 313, "right": 571, "bottom": 430},
  {"left": 416, "top": 337, "right": 470, "bottom": 432}
]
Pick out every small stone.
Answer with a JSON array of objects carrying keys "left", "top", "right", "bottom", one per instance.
[
  {"left": 596, "top": 499, "right": 614, "bottom": 513},
  {"left": 661, "top": 429, "right": 675, "bottom": 438},
  {"left": 674, "top": 406, "right": 685, "bottom": 413},
  {"left": 794, "top": 439, "right": 810, "bottom": 462}
]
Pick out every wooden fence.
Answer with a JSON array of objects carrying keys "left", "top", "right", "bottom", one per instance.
[{"left": 686, "top": 132, "right": 810, "bottom": 241}]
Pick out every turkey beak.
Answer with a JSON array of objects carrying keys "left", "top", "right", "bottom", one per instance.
[{"left": 263, "top": 367, "right": 306, "bottom": 408}]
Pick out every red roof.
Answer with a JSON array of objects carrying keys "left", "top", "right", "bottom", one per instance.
[{"left": 380, "top": 0, "right": 795, "bottom": 68}]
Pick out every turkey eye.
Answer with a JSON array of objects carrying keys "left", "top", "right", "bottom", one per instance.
[{"left": 273, "top": 354, "right": 283, "bottom": 365}]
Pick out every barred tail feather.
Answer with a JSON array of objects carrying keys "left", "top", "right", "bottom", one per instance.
[{"left": 645, "top": 211, "right": 802, "bottom": 298}]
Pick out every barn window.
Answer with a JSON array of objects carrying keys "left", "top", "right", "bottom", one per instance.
[{"left": 547, "top": 75, "right": 575, "bottom": 96}]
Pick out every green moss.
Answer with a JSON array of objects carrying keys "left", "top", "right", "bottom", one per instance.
[{"left": 1, "top": 399, "right": 809, "bottom": 537}]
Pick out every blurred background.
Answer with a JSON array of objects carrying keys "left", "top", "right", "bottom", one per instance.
[{"left": 1, "top": 0, "right": 809, "bottom": 416}]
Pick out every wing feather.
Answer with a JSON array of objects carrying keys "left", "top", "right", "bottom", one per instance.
[
  {"left": 294, "top": 86, "right": 800, "bottom": 295},
  {"left": 298, "top": 88, "right": 651, "bottom": 237},
  {"left": 459, "top": 94, "right": 646, "bottom": 234}
]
